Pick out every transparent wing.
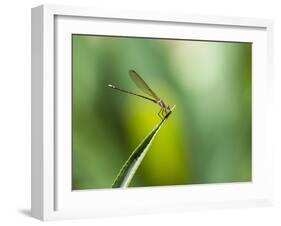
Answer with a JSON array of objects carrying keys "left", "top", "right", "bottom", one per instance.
[{"left": 129, "top": 70, "right": 159, "bottom": 100}]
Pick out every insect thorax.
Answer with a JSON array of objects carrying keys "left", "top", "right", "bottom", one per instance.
[{"left": 158, "top": 100, "right": 169, "bottom": 109}]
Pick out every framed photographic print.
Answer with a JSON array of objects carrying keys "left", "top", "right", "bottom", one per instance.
[{"left": 31, "top": 4, "right": 274, "bottom": 221}]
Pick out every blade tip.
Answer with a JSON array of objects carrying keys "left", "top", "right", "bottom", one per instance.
[
  {"left": 171, "top": 105, "right": 176, "bottom": 111},
  {"left": 108, "top": 84, "right": 115, "bottom": 88}
]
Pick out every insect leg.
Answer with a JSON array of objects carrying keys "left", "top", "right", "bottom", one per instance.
[
  {"left": 161, "top": 107, "right": 166, "bottom": 117},
  {"left": 158, "top": 108, "right": 163, "bottom": 119}
]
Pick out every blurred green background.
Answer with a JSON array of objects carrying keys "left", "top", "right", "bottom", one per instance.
[{"left": 72, "top": 34, "right": 252, "bottom": 190}]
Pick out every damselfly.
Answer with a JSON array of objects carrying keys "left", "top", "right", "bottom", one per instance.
[{"left": 108, "top": 70, "right": 171, "bottom": 118}]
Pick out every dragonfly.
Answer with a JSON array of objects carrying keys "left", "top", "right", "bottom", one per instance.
[{"left": 108, "top": 70, "right": 171, "bottom": 118}]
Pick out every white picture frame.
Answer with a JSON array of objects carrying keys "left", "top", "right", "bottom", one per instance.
[{"left": 31, "top": 4, "right": 274, "bottom": 221}]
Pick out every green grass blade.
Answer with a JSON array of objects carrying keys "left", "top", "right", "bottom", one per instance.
[{"left": 112, "top": 106, "right": 176, "bottom": 188}]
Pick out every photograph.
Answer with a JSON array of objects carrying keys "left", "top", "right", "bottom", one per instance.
[{"left": 72, "top": 34, "right": 252, "bottom": 190}]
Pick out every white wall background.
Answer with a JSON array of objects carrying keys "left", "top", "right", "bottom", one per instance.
[{"left": 0, "top": 0, "right": 280, "bottom": 225}]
